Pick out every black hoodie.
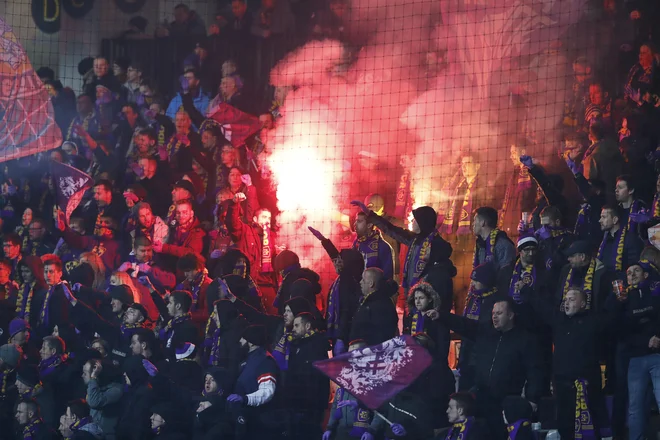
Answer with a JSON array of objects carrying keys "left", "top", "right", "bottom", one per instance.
[{"left": 116, "top": 355, "right": 155, "bottom": 440}]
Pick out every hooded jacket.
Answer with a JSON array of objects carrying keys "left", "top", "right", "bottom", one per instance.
[{"left": 115, "top": 356, "right": 155, "bottom": 440}]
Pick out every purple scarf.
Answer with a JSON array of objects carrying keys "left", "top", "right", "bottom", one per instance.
[
  {"left": 272, "top": 331, "right": 292, "bottom": 371},
  {"left": 403, "top": 230, "right": 437, "bottom": 288},
  {"left": 441, "top": 176, "right": 476, "bottom": 235},
  {"left": 507, "top": 420, "right": 531, "bottom": 440},
  {"left": 120, "top": 322, "right": 144, "bottom": 339},
  {"left": 159, "top": 313, "right": 192, "bottom": 342},
  {"left": 508, "top": 259, "right": 536, "bottom": 304},
  {"left": 575, "top": 378, "right": 597, "bottom": 439},
  {"left": 39, "top": 283, "right": 59, "bottom": 328},
  {"left": 21, "top": 418, "right": 43, "bottom": 440},
  {"left": 597, "top": 226, "right": 626, "bottom": 272},
  {"left": 333, "top": 388, "right": 373, "bottom": 437},
  {"left": 574, "top": 203, "right": 591, "bottom": 239},
  {"left": 353, "top": 230, "right": 382, "bottom": 270},
  {"left": 473, "top": 229, "right": 501, "bottom": 269},
  {"left": 463, "top": 287, "right": 497, "bottom": 321},
  {"left": 626, "top": 199, "right": 644, "bottom": 236},
  {"left": 653, "top": 193, "right": 660, "bottom": 219},
  {"left": 445, "top": 417, "right": 475, "bottom": 440},
  {"left": 176, "top": 270, "right": 207, "bottom": 311},
  {"left": 206, "top": 328, "right": 222, "bottom": 366},
  {"left": 326, "top": 277, "right": 340, "bottom": 339},
  {"left": 410, "top": 310, "right": 425, "bottom": 334},
  {"left": 38, "top": 354, "right": 66, "bottom": 378}
]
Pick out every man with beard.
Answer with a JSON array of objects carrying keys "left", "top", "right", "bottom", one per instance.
[
  {"left": 175, "top": 253, "right": 212, "bottom": 325},
  {"left": 154, "top": 200, "right": 205, "bottom": 272},
  {"left": 227, "top": 325, "right": 279, "bottom": 438}
]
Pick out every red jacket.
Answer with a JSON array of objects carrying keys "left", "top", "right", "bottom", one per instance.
[
  {"left": 225, "top": 202, "right": 275, "bottom": 286},
  {"left": 162, "top": 218, "right": 206, "bottom": 257}
]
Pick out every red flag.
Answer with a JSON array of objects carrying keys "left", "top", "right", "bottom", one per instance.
[
  {"left": 313, "top": 336, "right": 432, "bottom": 410},
  {"left": 207, "top": 103, "right": 262, "bottom": 147},
  {"left": 50, "top": 161, "right": 93, "bottom": 225},
  {"left": 0, "top": 17, "right": 62, "bottom": 162}
]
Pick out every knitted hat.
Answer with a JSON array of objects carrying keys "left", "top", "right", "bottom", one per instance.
[
  {"left": 273, "top": 250, "right": 300, "bottom": 273},
  {"left": 205, "top": 367, "right": 233, "bottom": 393},
  {"left": 16, "top": 364, "right": 40, "bottom": 387},
  {"left": 470, "top": 262, "right": 497, "bottom": 288},
  {"left": 289, "top": 279, "right": 316, "bottom": 305},
  {"left": 517, "top": 235, "right": 538, "bottom": 251},
  {"left": 0, "top": 344, "right": 21, "bottom": 369},
  {"left": 9, "top": 318, "right": 30, "bottom": 337},
  {"left": 241, "top": 325, "right": 266, "bottom": 347},
  {"left": 638, "top": 259, "right": 660, "bottom": 275},
  {"left": 108, "top": 285, "right": 134, "bottom": 305},
  {"left": 412, "top": 206, "right": 437, "bottom": 234},
  {"left": 284, "top": 296, "right": 312, "bottom": 317},
  {"left": 175, "top": 342, "right": 196, "bottom": 360}
]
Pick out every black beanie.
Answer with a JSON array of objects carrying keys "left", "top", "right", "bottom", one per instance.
[
  {"left": 16, "top": 364, "right": 40, "bottom": 388},
  {"left": 285, "top": 296, "right": 312, "bottom": 317},
  {"left": 108, "top": 285, "right": 134, "bottom": 305},
  {"left": 241, "top": 325, "right": 266, "bottom": 347}
]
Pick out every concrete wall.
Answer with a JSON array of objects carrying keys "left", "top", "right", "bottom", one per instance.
[{"left": 1, "top": 0, "right": 216, "bottom": 94}]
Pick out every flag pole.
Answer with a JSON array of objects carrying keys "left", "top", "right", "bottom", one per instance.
[{"left": 374, "top": 411, "right": 393, "bottom": 426}]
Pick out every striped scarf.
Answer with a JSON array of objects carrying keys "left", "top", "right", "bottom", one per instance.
[
  {"left": 597, "top": 226, "right": 626, "bottom": 272},
  {"left": 508, "top": 259, "right": 535, "bottom": 304},
  {"left": 445, "top": 417, "right": 475, "bottom": 440},
  {"left": 272, "top": 331, "right": 292, "bottom": 371},
  {"left": 326, "top": 277, "right": 340, "bottom": 338},
  {"left": 463, "top": 287, "right": 497, "bottom": 321},
  {"left": 575, "top": 379, "right": 597, "bottom": 439},
  {"left": 561, "top": 259, "right": 596, "bottom": 312},
  {"left": 507, "top": 420, "right": 531, "bottom": 440},
  {"left": 16, "top": 282, "right": 35, "bottom": 322},
  {"left": 473, "top": 228, "right": 500, "bottom": 269},
  {"left": 22, "top": 418, "right": 43, "bottom": 440}
]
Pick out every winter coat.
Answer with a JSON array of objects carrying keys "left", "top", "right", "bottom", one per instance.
[
  {"left": 282, "top": 332, "right": 330, "bottom": 412},
  {"left": 583, "top": 138, "right": 623, "bottom": 200},
  {"left": 162, "top": 218, "right": 205, "bottom": 257},
  {"left": 349, "top": 287, "right": 399, "bottom": 346},
  {"left": 87, "top": 379, "right": 123, "bottom": 439},
  {"left": 60, "top": 228, "right": 122, "bottom": 275},
  {"left": 441, "top": 312, "right": 544, "bottom": 404},
  {"left": 622, "top": 281, "right": 660, "bottom": 359}
]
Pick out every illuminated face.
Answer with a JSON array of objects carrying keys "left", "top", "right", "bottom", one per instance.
[
  {"left": 110, "top": 298, "right": 123, "bottom": 313},
  {"left": 228, "top": 168, "right": 242, "bottom": 189},
  {"left": 640, "top": 45, "right": 654, "bottom": 68},
  {"left": 615, "top": 180, "right": 632, "bottom": 203},
  {"left": 354, "top": 213, "right": 370, "bottom": 237},
  {"left": 201, "top": 130, "right": 217, "bottom": 150},
  {"left": 130, "top": 334, "right": 142, "bottom": 355},
  {"left": 125, "top": 307, "right": 143, "bottom": 325},
  {"left": 259, "top": 114, "right": 274, "bottom": 129},
  {"left": 138, "top": 207, "right": 155, "bottom": 229},
  {"left": 93, "top": 58, "right": 109, "bottom": 77},
  {"left": 414, "top": 291, "right": 431, "bottom": 312},
  {"left": 97, "top": 217, "right": 114, "bottom": 238},
  {"left": 447, "top": 399, "right": 462, "bottom": 424},
  {"left": 91, "top": 341, "right": 106, "bottom": 357},
  {"left": 174, "top": 112, "right": 191, "bottom": 134},
  {"left": 175, "top": 204, "right": 194, "bottom": 225},
  {"left": 292, "top": 316, "right": 309, "bottom": 339},
  {"left": 627, "top": 264, "right": 647, "bottom": 286},
  {"left": 509, "top": 145, "right": 524, "bottom": 166},
  {"left": 519, "top": 246, "right": 537, "bottom": 266},
  {"left": 82, "top": 362, "right": 93, "bottom": 384},
  {"left": 221, "top": 146, "right": 236, "bottom": 167},
  {"left": 255, "top": 210, "right": 271, "bottom": 228},
  {"left": 205, "top": 374, "right": 218, "bottom": 394},
  {"left": 167, "top": 295, "right": 178, "bottom": 317},
  {"left": 135, "top": 245, "right": 153, "bottom": 263},
  {"left": 15, "top": 402, "right": 31, "bottom": 426},
  {"left": 589, "top": 84, "right": 604, "bottom": 105},
  {"left": 283, "top": 305, "right": 294, "bottom": 328},
  {"left": 20, "top": 266, "right": 34, "bottom": 284},
  {"left": 599, "top": 209, "right": 617, "bottom": 231},
  {"left": 44, "top": 83, "right": 56, "bottom": 97},
  {"left": 3, "top": 240, "right": 20, "bottom": 259},
  {"left": 138, "top": 158, "right": 157, "bottom": 178},
  {"left": 62, "top": 143, "right": 77, "bottom": 156},
  {"left": 491, "top": 301, "right": 512, "bottom": 331},
  {"left": 564, "top": 290, "right": 586, "bottom": 316},
  {"left": 43, "top": 264, "right": 62, "bottom": 286},
  {"left": 573, "top": 63, "right": 592, "bottom": 84},
  {"left": 461, "top": 156, "right": 479, "bottom": 180},
  {"left": 184, "top": 269, "right": 198, "bottom": 283},
  {"left": 231, "top": 1, "right": 246, "bottom": 18},
  {"left": 93, "top": 185, "right": 112, "bottom": 207},
  {"left": 109, "top": 275, "right": 119, "bottom": 286},
  {"left": 220, "top": 77, "right": 237, "bottom": 98},
  {"left": 471, "top": 214, "right": 484, "bottom": 237},
  {"left": 40, "top": 341, "right": 55, "bottom": 361}
]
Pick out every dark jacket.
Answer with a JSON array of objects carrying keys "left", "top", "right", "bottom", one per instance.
[
  {"left": 274, "top": 267, "right": 321, "bottom": 315},
  {"left": 115, "top": 356, "right": 156, "bottom": 440},
  {"left": 283, "top": 332, "right": 330, "bottom": 412},
  {"left": 349, "top": 287, "right": 399, "bottom": 345},
  {"left": 441, "top": 312, "right": 544, "bottom": 404},
  {"left": 553, "top": 259, "right": 611, "bottom": 313},
  {"left": 623, "top": 281, "right": 660, "bottom": 358},
  {"left": 60, "top": 228, "right": 121, "bottom": 276}
]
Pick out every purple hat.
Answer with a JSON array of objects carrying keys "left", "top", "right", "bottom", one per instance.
[
  {"left": 175, "top": 342, "right": 196, "bottom": 360},
  {"left": 9, "top": 318, "right": 30, "bottom": 338}
]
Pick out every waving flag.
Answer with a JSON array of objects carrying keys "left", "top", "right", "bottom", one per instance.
[
  {"left": 51, "top": 161, "right": 93, "bottom": 225},
  {"left": 0, "top": 17, "right": 62, "bottom": 162},
  {"left": 206, "top": 102, "right": 262, "bottom": 147},
  {"left": 313, "top": 336, "right": 432, "bottom": 410}
]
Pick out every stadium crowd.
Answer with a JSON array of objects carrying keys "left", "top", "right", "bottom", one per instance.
[{"left": 4, "top": 0, "right": 660, "bottom": 439}]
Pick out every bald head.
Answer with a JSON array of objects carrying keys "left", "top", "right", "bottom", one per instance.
[{"left": 360, "top": 267, "right": 383, "bottom": 296}]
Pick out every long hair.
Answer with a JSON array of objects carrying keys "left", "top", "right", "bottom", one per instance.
[
  {"left": 80, "top": 252, "right": 105, "bottom": 291},
  {"left": 110, "top": 271, "right": 141, "bottom": 304}
]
